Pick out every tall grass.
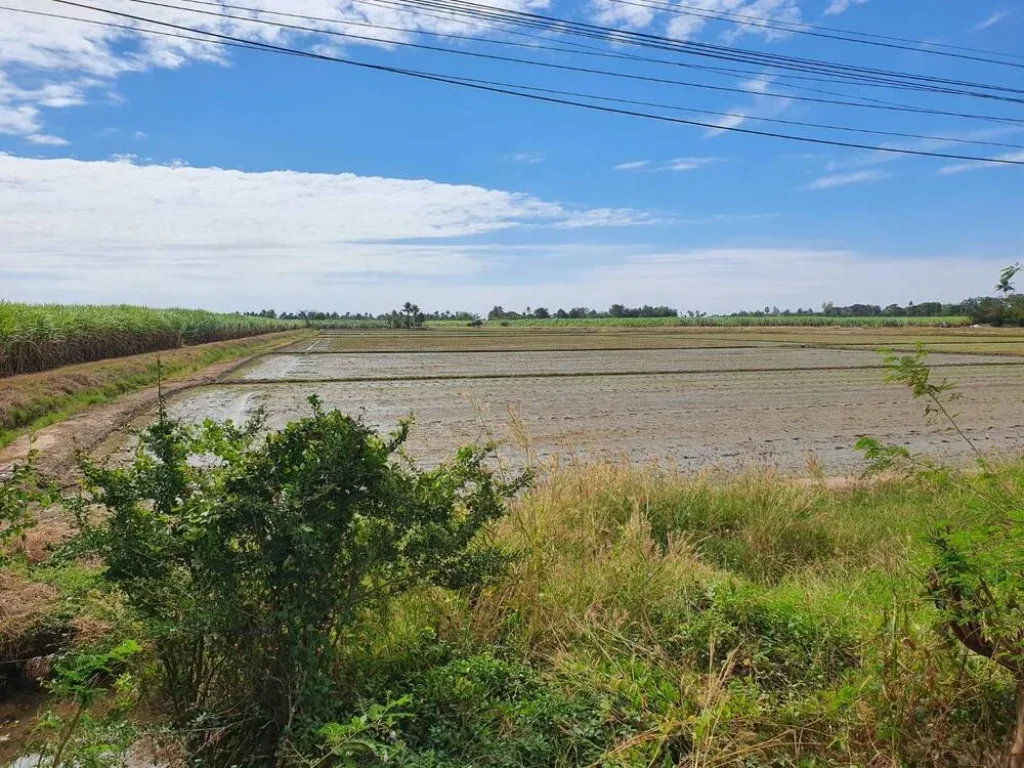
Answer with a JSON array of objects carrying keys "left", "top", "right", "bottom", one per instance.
[
  {"left": 478, "top": 316, "right": 972, "bottom": 328},
  {"left": 0, "top": 303, "right": 300, "bottom": 377},
  {"left": 418, "top": 460, "right": 1018, "bottom": 766}
]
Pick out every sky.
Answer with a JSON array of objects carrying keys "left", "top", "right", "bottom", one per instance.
[{"left": 0, "top": 0, "right": 1021, "bottom": 314}]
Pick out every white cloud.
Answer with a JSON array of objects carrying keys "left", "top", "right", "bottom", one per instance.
[
  {"left": 0, "top": 158, "right": 1000, "bottom": 312},
  {"left": 824, "top": 0, "right": 869, "bottom": 16},
  {"left": 666, "top": 0, "right": 802, "bottom": 43},
  {"left": 937, "top": 150, "right": 1024, "bottom": 176},
  {"left": 563, "top": 248, "right": 1008, "bottom": 312},
  {"left": 666, "top": 156, "right": 726, "bottom": 171},
  {"left": 325, "top": 248, "right": 1012, "bottom": 316},
  {"left": 740, "top": 73, "right": 776, "bottom": 94},
  {"left": 0, "top": 0, "right": 553, "bottom": 140},
  {"left": 133, "top": 130, "right": 148, "bottom": 140},
  {"left": 511, "top": 151, "right": 545, "bottom": 164},
  {"left": 806, "top": 169, "right": 891, "bottom": 189},
  {"left": 614, "top": 157, "right": 725, "bottom": 171},
  {"left": 25, "top": 133, "right": 70, "bottom": 146},
  {"left": 0, "top": 104, "right": 42, "bottom": 135},
  {"left": 822, "top": 127, "right": 1024, "bottom": 173},
  {"left": 974, "top": 10, "right": 1010, "bottom": 31},
  {"left": 590, "top": 0, "right": 655, "bottom": 30},
  {"left": 0, "top": 154, "right": 657, "bottom": 306},
  {"left": 704, "top": 84, "right": 792, "bottom": 137}
]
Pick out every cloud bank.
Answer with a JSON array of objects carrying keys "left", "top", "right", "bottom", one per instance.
[{"left": 0, "top": 154, "right": 1006, "bottom": 313}]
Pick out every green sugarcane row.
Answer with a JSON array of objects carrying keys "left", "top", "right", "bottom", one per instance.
[{"left": 0, "top": 303, "right": 301, "bottom": 377}]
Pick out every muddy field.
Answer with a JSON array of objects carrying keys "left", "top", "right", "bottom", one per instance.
[
  {"left": 152, "top": 333, "right": 1024, "bottom": 474},
  {"left": 230, "top": 348, "right": 1021, "bottom": 382},
  {"left": 276, "top": 327, "right": 1024, "bottom": 354}
]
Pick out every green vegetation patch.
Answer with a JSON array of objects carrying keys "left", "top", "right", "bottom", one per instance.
[
  {"left": 0, "top": 302, "right": 302, "bottom": 377},
  {"left": 0, "top": 331, "right": 307, "bottom": 448}
]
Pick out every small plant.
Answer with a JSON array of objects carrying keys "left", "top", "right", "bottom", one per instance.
[
  {"left": 859, "top": 327, "right": 1024, "bottom": 766},
  {"left": 0, "top": 451, "right": 56, "bottom": 567},
  {"left": 314, "top": 696, "right": 413, "bottom": 766},
  {"left": 35, "top": 639, "right": 143, "bottom": 768}
]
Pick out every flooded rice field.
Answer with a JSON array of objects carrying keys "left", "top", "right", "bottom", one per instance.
[{"left": 147, "top": 336, "right": 1024, "bottom": 474}]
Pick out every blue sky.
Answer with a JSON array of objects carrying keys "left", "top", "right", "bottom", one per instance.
[{"left": 0, "top": 0, "right": 1021, "bottom": 314}]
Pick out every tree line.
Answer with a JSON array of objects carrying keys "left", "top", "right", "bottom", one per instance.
[{"left": 244, "top": 271, "right": 1024, "bottom": 327}]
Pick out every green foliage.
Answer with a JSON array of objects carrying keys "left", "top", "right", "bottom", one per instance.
[
  {"left": 857, "top": 332, "right": 1024, "bottom": 764},
  {"left": 70, "top": 396, "right": 527, "bottom": 764},
  {"left": 0, "top": 302, "right": 300, "bottom": 377},
  {"left": 33, "top": 640, "right": 143, "bottom": 768},
  {"left": 332, "top": 651, "right": 620, "bottom": 768},
  {"left": 0, "top": 453, "right": 56, "bottom": 566},
  {"left": 962, "top": 262, "right": 1024, "bottom": 326},
  {"left": 318, "top": 696, "right": 413, "bottom": 766},
  {"left": 481, "top": 315, "right": 969, "bottom": 328},
  {"left": 667, "top": 585, "right": 860, "bottom": 692}
]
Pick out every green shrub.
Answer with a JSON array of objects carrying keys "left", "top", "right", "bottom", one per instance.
[
  {"left": 665, "top": 584, "right": 860, "bottom": 692},
  {"left": 70, "top": 396, "right": 527, "bottom": 764}
]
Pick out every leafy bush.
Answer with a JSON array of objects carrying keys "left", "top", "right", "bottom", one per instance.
[
  {"left": 71, "top": 396, "right": 527, "bottom": 764},
  {"left": 859, "top": 342, "right": 1024, "bottom": 766}
]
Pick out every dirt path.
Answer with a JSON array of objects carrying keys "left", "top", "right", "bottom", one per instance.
[{"left": 0, "top": 354, "right": 264, "bottom": 484}]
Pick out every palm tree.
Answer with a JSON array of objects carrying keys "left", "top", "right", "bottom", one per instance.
[{"left": 997, "top": 264, "right": 1021, "bottom": 296}]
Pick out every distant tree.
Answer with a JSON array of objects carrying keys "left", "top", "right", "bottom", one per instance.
[
  {"left": 533, "top": 307, "right": 550, "bottom": 319},
  {"left": 399, "top": 302, "right": 423, "bottom": 329},
  {"left": 997, "top": 263, "right": 1021, "bottom": 296},
  {"left": 488, "top": 306, "right": 505, "bottom": 321},
  {"left": 555, "top": 309, "right": 569, "bottom": 319}
]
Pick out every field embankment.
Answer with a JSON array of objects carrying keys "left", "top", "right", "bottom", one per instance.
[
  {"left": 0, "top": 330, "right": 308, "bottom": 450},
  {"left": 0, "top": 303, "right": 302, "bottom": 377}
]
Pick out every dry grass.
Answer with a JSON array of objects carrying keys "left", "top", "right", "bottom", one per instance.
[
  {"left": 411, "top": 459, "right": 1020, "bottom": 766},
  {"left": 0, "top": 571, "right": 59, "bottom": 644}
]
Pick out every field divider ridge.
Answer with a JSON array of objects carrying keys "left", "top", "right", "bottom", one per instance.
[{"left": 210, "top": 359, "right": 1024, "bottom": 386}]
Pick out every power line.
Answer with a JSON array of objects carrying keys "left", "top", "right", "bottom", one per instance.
[
  {"left": 352, "top": 0, "right": 1024, "bottom": 114},
  {"left": 375, "top": 0, "right": 1024, "bottom": 96},
  {"left": 11, "top": 1, "right": 1023, "bottom": 152},
  {"left": 598, "top": 0, "right": 1024, "bottom": 69},
  {"left": 108, "top": 0, "right": 1024, "bottom": 124},
  {"left": 667, "top": 0, "right": 1024, "bottom": 63},
  {"left": 164, "top": 0, "right": 1024, "bottom": 103},
  {"left": 14, "top": 2, "right": 1024, "bottom": 166}
]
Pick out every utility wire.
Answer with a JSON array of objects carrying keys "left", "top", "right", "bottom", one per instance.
[
  {"left": 661, "top": 0, "right": 1024, "bottom": 63},
  {"left": 352, "top": 0, "right": 1018, "bottom": 113},
  {"left": 598, "top": 0, "right": 1024, "bottom": 69},
  {"left": 165, "top": 0, "right": 1024, "bottom": 101},
  {"left": 375, "top": 0, "right": 1024, "bottom": 96},
  {"left": 16, "top": 2, "right": 1024, "bottom": 165},
  {"left": 13, "top": 2, "right": 1024, "bottom": 152},
  {"left": 106, "top": 0, "right": 1024, "bottom": 124}
]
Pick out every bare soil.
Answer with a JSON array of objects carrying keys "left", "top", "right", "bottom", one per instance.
[
  {"left": 150, "top": 353, "right": 1024, "bottom": 474},
  {"left": 0, "top": 353, "right": 283, "bottom": 484},
  {"left": 229, "top": 348, "right": 1024, "bottom": 382}
]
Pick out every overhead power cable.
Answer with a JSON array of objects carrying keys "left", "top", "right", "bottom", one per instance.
[
  {"left": 11, "top": 3, "right": 1024, "bottom": 153},
  {"left": 107, "top": 0, "right": 1024, "bottom": 125},
  {"left": 13, "top": 2, "right": 1024, "bottom": 166},
  {"left": 371, "top": 0, "right": 1024, "bottom": 97},
  {"left": 164, "top": 0, "right": 1024, "bottom": 102},
  {"left": 664, "top": 0, "right": 1024, "bottom": 63},
  {"left": 597, "top": 0, "right": 1024, "bottom": 69}
]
